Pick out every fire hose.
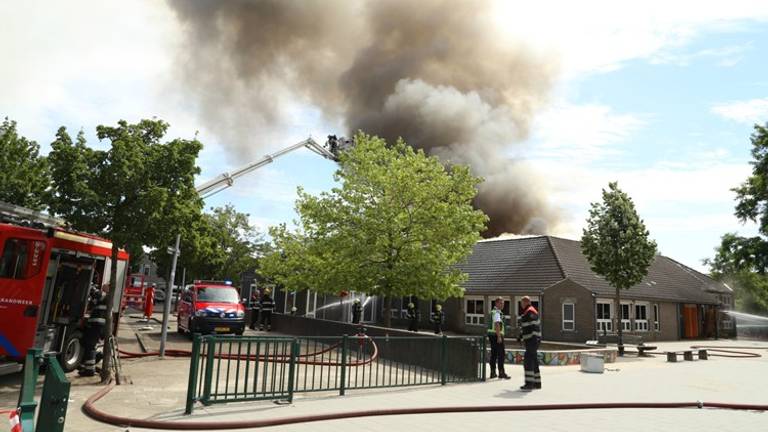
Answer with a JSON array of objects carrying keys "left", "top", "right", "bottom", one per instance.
[{"left": 82, "top": 391, "right": 768, "bottom": 431}]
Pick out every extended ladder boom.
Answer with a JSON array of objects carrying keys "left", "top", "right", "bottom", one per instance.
[{"left": 195, "top": 136, "right": 351, "bottom": 198}]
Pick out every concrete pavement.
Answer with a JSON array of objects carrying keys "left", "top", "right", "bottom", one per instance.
[{"left": 20, "top": 313, "right": 768, "bottom": 431}]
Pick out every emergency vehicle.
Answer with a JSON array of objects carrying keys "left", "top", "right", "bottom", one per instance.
[
  {"left": 0, "top": 201, "right": 129, "bottom": 373},
  {"left": 177, "top": 280, "right": 245, "bottom": 336}
]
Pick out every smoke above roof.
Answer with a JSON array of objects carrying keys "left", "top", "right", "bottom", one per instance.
[{"left": 168, "top": 0, "right": 561, "bottom": 236}]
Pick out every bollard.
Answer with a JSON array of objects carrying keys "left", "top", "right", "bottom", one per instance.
[
  {"left": 683, "top": 351, "right": 694, "bottom": 361},
  {"left": 666, "top": 352, "right": 677, "bottom": 362},
  {"left": 698, "top": 349, "right": 708, "bottom": 360}
]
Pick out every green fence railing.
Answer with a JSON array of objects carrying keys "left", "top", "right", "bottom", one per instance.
[
  {"left": 16, "top": 349, "right": 72, "bottom": 432},
  {"left": 186, "top": 333, "right": 485, "bottom": 414}
]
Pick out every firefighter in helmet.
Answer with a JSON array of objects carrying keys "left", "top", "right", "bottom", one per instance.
[
  {"left": 430, "top": 303, "right": 445, "bottom": 335},
  {"left": 79, "top": 287, "right": 108, "bottom": 377},
  {"left": 259, "top": 288, "right": 275, "bottom": 331},
  {"left": 249, "top": 288, "right": 261, "bottom": 330},
  {"left": 352, "top": 298, "right": 363, "bottom": 324},
  {"left": 518, "top": 296, "right": 541, "bottom": 391},
  {"left": 406, "top": 302, "right": 419, "bottom": 332}
]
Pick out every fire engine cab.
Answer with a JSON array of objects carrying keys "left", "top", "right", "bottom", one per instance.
[
  {"left": 177, "top": 280, "right": 245, "bottom": 336},
  {"left": 0, "top": 201, "right": 129, "bottom": 373}
]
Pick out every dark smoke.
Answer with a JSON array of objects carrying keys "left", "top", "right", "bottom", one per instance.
[{"left": 168, "top": 0, "right": 561, "bottom": 236}]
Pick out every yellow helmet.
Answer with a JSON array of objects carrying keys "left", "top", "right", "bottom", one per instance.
[{"left": 436, "top": 304, "right": 442, "bottom": 311}]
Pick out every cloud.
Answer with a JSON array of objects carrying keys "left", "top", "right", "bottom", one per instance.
[
  {"left": 527, "top": 103, "right": 647, "bottom": 163},
  {"left": 711, "top": 98, "right": 768, "bottom": 124},
  {"left": 650, "top": 44, "right": 751, "bottom": 67},
  {"left": 493, "top": 1, "right": 768, "bottom": 76}
]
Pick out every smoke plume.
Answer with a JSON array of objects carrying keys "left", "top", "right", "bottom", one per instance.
[{"left": 168, "top": 0, "right": 560, "bottom": 236}]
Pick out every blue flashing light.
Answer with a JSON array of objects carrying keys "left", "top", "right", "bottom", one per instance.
[{"left": 225, "top": 280, "right": 232, "bottom": 285}]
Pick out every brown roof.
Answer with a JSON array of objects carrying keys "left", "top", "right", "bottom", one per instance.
[
  {"left": 454, "top": 236, "right": 563, "bottom": 295},
  {"left": 458, "top": 236, "right": 727, "bottom": 304}
]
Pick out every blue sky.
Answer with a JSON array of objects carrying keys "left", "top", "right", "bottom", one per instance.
[{"left": 1, "top": 1, "right": 767, "bottom": 272}]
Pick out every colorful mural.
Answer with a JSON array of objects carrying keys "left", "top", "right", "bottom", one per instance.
[{"left": 502, "top": 348, "right": 617, "bottom": 366}]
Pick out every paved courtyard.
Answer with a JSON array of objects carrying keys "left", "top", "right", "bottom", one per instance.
[{"left": 5, "top": 313, "right": 768, "bottom": 431}]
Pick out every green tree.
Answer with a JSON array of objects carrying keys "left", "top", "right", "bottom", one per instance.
[
  {"left": 152, "top": 205, "right": 267, "bottom": 288},
  {"left": 47, "top": 119, "right": 202, "bottom": 383},
  {"left": 261, "top": 133, "right": 488, "bottom": 327},
  {"left": 0, "top": 117, "right": 50, "bottom": 209},
  {"left": 706, "top": 124, "right": 768, "bottom": 313},
  {"left": 581, "top": 182, "right": 657, "bottom": 352}
]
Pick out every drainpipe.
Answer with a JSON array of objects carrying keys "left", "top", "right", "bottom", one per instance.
[
  {"left": 591, "top": 292, "right": 597, "bottom": 341},
  {"left": 539, "top": 291, "right": 544, "bottom": 340}
]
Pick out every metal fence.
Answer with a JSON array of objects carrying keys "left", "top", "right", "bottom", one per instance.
[{"left": 186, "top": 334, "right": 485, "bottom": 414}]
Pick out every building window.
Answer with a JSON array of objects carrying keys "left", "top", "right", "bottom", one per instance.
[
  {"left": 722, "top": 319, "right": 734, "bottom": 330},
  {"left": 634, "top": 303, "right": 649, "bottom": 331},
  {"left": 620, "top": 303, "right": 631, "bottom": 332},
  {"left": 142, "top": 264, "right": 151, "bottom": 276},
  {"left": 596, "top": 301, "right": 613, "bottom": 333},
  {"left": 465, "top": 296, "right": 485, "bottom": 325},
  {"left": 562, "top": 303, "right": 575, "bottom": 331},
  {"left": 653, "top": 304, "right": 660, "bottom": 331},
  {"left": 391, "top": 296, "right": 410, "bottom": 318}
]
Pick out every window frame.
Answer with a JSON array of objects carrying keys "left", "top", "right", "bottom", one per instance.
[
  {"left": 634, "top": 302, "right": 649, "bottom": 332},
  {"left": 562, "top": 302, "right": 575, "bottom": 331},
  {"left": 653, "top": 304, "right": 660, "bottom": 331},
  {"left": 620, "top": 302, "right": 632, "bottom": 332},
  {"left": 0, "top": 237, "right": 46, "bottom": 280},
  {"left": 464, "top": 296, "right": 485, "bottom": 326},
  {"left": 596, "top": 300, "right": 613, "bottom": 334}
]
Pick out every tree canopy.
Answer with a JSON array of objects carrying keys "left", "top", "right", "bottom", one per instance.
[
  {"left": 47, "top": 118, "right": 203, "bottom": 382},
  {"left": 582, "top": 181, "right": 657, "bottom": 349},
  {"left": 260, "top": 133, "right": 488, "bottom": 325},
  {"left": 152, "top": 204, "right": 269, "bottom": 287},
  {"left": 706, "top": 124, "right": 768, "bottom": 313},
  {"left": 0, "top": 117, "right": 49, "bottom": 210}
]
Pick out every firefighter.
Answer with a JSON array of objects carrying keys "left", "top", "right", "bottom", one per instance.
[
  {"left": 406, "top": 302, "right": 419, "bottom": 332},
  {"left": 259, "top": 288, "right": 274, "bottom": 331},
  {"left": 488, "top": 297, "right": 511, "bottom": 379},
  {"left": 249, "top": 289, "right": 261, "bottom": 330},
  {"left": 143, "top": 284, "right": 155, "bottom": 320},
  {"left": 352, "top": 298, "right": 363, "bottom": 324},
  {"left": 430, "top": 304, "right": 445, "bottom": 335},
  {"left": 518, "top": 296, "right": 541, "bottom": 391},
  {"left": 78, "top": 287, "right": 107, "bottom": 377}
]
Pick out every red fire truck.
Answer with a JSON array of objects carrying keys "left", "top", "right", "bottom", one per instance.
[{"left": 0, "top": 202, "right": 129, "bottom": 373}]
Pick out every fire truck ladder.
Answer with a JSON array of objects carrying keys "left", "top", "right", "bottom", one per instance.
[{"left": 0, "top": 201, "right": 65, "bottom": 228}]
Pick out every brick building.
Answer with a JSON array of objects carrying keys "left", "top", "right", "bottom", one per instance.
[{"left": 275, "top": 236, "right": 735, "bottom": 341}]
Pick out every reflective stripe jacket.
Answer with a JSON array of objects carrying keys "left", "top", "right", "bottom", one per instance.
[
  {"left": 260, "top": 296, "right": 275, "bottom": 312},
  {"left": 487, "top": 308, "right": 503, "bottom": 335},
  {"left": 519, "top": 305, "right": 541, "bottom": 340},
  {"left": 87, "top": 296, "right": 108, "bottom": 326}
]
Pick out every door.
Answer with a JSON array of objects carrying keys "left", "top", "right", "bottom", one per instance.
[
  {"left": 0, "top": 234, "right": 50, "bottom": 359},
  {"left": 682, "top": 304, "right": 699, "bottom": 338}
]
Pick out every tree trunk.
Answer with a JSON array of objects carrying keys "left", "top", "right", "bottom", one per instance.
[
  {"left": 382, "top": 296, "right": 391, "bottom": 328},
  {"left": 616, "top": 285, "right": 624, "bottom": 356},
  {"left": 100, "top": 244, "right": 120, "bottom": 383}
]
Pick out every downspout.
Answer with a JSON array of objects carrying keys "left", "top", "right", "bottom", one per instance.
[{"left": 592, "top": 292, "right": 597, "bottom": 341}]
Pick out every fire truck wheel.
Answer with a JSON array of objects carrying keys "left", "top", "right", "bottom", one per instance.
[{"left": 60, "top": 331, "right": 84, "bottom": 372}]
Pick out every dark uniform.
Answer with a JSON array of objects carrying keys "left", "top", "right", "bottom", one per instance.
[
  {"left": 487, "top": 306, "right": 510, "bottom": 379},
  {"left": 430, "top": 306, "right": 445, "bottom": 335},
  {"left": 249, "top": 291, "right": 261, "bottom": 330},
  {"left": 79, "top": 289, "right": 107, "bottom": 377},
  {"left": 406, "top": 303, "right": 419, "bottom": 332},
  {"left": 259, "top": 293, "right": 274, "bottom": 331},
  {"left": 352, "top": 300, "right": 363, "bottom": 324},
  {"left": 519, "top": 304, "right": 541, "bottom": 390}
]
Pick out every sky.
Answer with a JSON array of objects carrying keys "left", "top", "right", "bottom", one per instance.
[{"left": 1, "top": 0, "right": 767, "bottom": 272}]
